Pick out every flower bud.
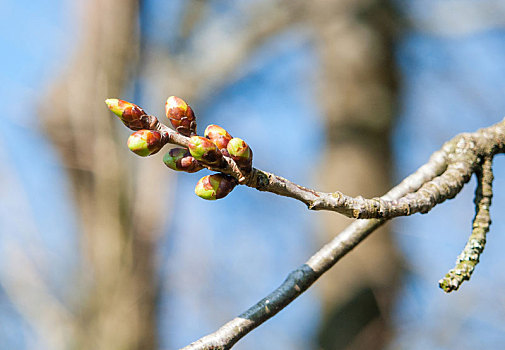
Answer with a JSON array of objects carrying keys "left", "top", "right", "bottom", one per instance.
[
  {"left": 227, "top": 137, "right": 253, "bottom": 171},
  {"left": 163, "top": 148, "right": 203, "bottom": 173},
  {"left": 165, "top": 96, "right": 197, "bottom": 136},
  {"left": 127, "top": 130, "right": 165, "bottom": 156},
  {"left": 194, "top": 174, "right": 236, "bottom": 200},
  {"left": 188, "top": 136, "right": 224, "bottom": 167},
  {"left": 204, "top": 124, "right": 232, "bottom": 150},
  {"left": 105, "top": 98, "right": 154, "bottom": 130}
]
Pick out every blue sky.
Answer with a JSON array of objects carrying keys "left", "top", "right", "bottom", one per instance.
[{"left": 2, "top": 1, "right": 505, "bottom": 349}]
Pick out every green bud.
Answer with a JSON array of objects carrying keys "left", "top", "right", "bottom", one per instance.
[
  {"left": 188, "top": 136, "right": 224, "bottom": 166},
  {"left": 194, "top": 174, "right": 236, "bottom": 200},
  {"left": 105, "top": 98, "right": 155, "bottom": 130},
  {"left": 163, "top": 148, "right": 203, "bottom": 173},
  {"left": 127, "top": 130, "right": 165, "bottom": 156},
  {"left": 204, "top": 124, "right": 232, "bottom": 150},
  {"left": 227, "top": 137, "right": 253, "bottom": 171},
  {"left": 165, "top": 96, "right": 197, "bottom": 136}
]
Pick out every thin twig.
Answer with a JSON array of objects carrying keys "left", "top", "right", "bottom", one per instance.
[
  {"left": 157, "top": 118, "right": 505, "bottom": 220},
  {"left": 439, "top": 156, "right": 494, "bottom": 292}
]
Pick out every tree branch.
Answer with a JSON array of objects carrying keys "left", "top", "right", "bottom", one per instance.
[
  {"left": 144, "top": 0, "right": 305, "bottom": 102},
  {"left": 154, "top": 117, "right": 505, "bottom": 220}
]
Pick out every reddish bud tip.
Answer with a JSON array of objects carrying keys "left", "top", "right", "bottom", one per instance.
[
  {"left": 194, "top": 174, "right": 237, "bottom": 200},
  {"left": 165, "top": 96, "right": 197, "bottom": 136},
  {"left": 227, "top": 137, "right": 253, "bottom": 171},
  {"left": 127, "top": 130, "right": 165, "bottom": 156},
  {"left": 163, "top": 148, "right": 203, "bottom": 173},
  {"left": 204, "top": 124, "right": 233, "bottom": 150}
]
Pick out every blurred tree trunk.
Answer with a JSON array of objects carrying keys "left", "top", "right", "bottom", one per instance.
[
  {"left": 40, "top": 1, "right": 163, "bottom": 349},
  {"left": 309, "top": 1, "right": 401, "bottom": 349}
]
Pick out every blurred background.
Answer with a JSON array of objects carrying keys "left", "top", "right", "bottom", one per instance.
[{"left": 2, "top": 0, "right": 505, "bottom": 349}]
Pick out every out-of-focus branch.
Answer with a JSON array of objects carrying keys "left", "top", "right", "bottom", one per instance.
[
  {"left": 0, "top": 139, "right": 74, "bottom": 349},
  {"left": 178, "top": 0, "right": 210, "bottom": 41},
  {"left": 0, "top": 244, "right": 75, "bottom": 350},
  {"left": 145, "top": 0, "right": 305, "bottom": 101},
  {"left": 190, "top": 0, "right": 305, "bottom": 96},
  {"left": 410, "top": 0, "right": 505, "bottom": 36}
]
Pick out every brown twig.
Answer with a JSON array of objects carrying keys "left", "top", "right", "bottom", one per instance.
[{"left": 158, "top": 118, "right": 505, "bottom": 221}]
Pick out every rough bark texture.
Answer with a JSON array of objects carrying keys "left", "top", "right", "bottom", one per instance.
[
  {"left": 40, "top": 1, "right": 162, "bottom": 349},
  {"left": 439, "top": 156, "right": 493, "bottom": 292},
  {"left": 308, "top": 1, "right": 400, "bottom": 349}
]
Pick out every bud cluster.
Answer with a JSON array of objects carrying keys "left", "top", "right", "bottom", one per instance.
[{"left": 105, "top": 96, "right": 254, "bottom": 201}]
